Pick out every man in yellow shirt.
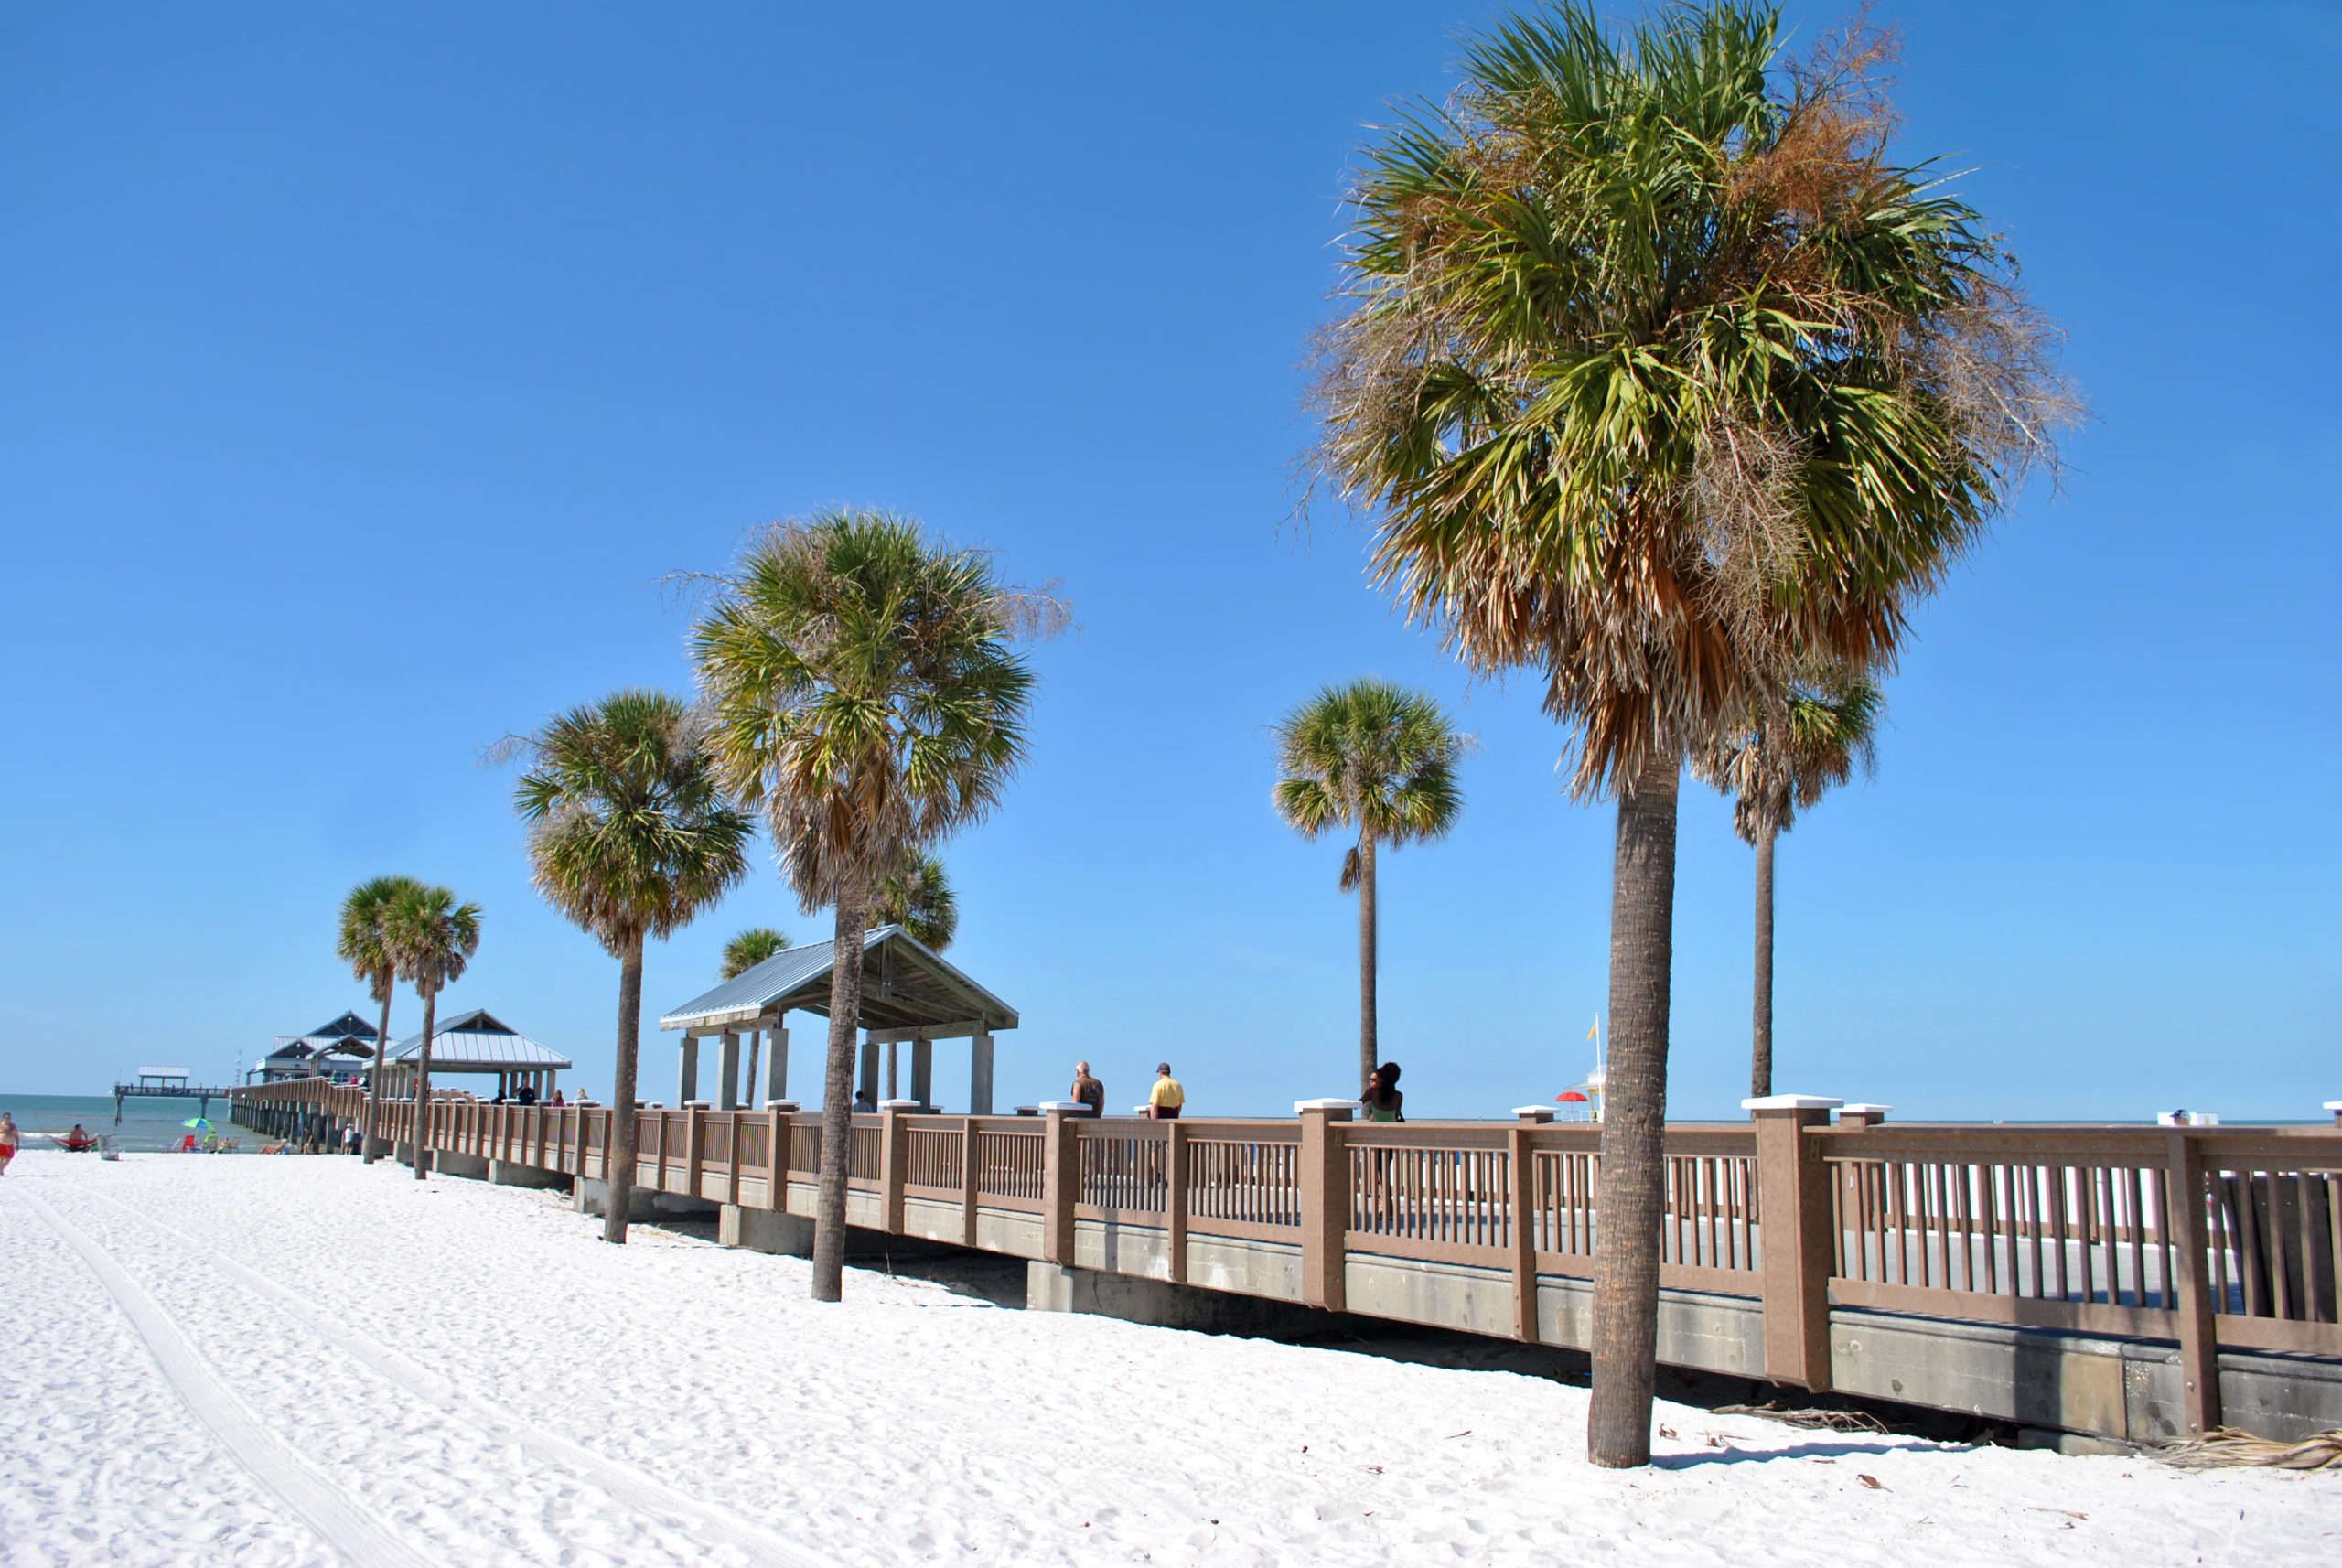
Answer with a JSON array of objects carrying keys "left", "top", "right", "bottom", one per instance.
[{"left": 1145, "top": 1062, "right": 1186, "bottom": 1120}]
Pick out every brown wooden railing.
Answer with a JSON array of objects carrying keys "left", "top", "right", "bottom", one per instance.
[{"left": 232, "top": 1080, "right": 2342, "bottom": 1436}]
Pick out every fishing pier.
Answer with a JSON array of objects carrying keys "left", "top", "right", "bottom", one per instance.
[{"left": 113, "top": 1067, "right": 237, "bottom": 1124}]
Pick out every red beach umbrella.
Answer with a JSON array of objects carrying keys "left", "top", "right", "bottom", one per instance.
[{"left": 1556, "top": 1091, "right": 1588, "bottom": 1103}]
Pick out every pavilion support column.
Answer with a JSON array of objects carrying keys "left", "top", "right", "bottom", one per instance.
[
  {"left": 718, "top": 1032, "right": 740, "bottom": 1112},
  {"left": 858, "top": 1036, "right": 879, "bottom": 1104},
  {"left": 885, "top": 1041, "right": 898, "bottom": 1103},
  {"left": 911, "top": 1036, "right": 933, "bottom": 1111},
  {"left": 766, "top": 1025, "right": 789, "bottom": 1103},
  {"left": 677, "top": 1037, "right": 700, "bottom": 1107},
  {"left": 970, "top": 1029, "right": 994, "bottom": 1117}
]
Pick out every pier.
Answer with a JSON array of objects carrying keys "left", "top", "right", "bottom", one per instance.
[
  {"left": 114, "top": 1066, "right": 238, "bottom": 1124},
  {"left": 232, "top": 1079, "right": 2342, "bottom": 1449}
]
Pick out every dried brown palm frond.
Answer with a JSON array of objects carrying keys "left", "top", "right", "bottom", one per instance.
[{"left": 2159, "top": 1427, "right": 2342, "bottom": 1471}]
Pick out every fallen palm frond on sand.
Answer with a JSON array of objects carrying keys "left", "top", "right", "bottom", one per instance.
[
  {"left": 2160, "top": 1428, "right": 2342, "bottom": 1471},
  {"left": 1712, "top": 1403, "right": 1888, "bottom": 1434}
]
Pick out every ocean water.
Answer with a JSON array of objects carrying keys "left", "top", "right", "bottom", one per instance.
[{"left": 2, "top": 1092, "right": 252, "bottom": 1153}]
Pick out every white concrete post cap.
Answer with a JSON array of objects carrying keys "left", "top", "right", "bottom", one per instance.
[
  {"left": 2326, "top": 1101, "right": 2342, "bottom": 1112},
  {"left": 682, "top": 1100, "right": 712, "bottom": 1110},
  {"left": 1741, "top": 1095, "right": 1843, "bottom": 1111},
  {"left": 763, "top": 1100, "right": 800, "bottom": 1112},
  {"left": 1037, "top": 1100, "right": 1088, "bottom": 1112},
  {"left": 878, "top": 1098, "right": 919, "bottom": 1111},
  {"left": 1295, "top": 1098, "right": 1362, "bottom": 1113},
  {"left": 1838, "top": 1103, "right": 1893, "bottom": 1115}
]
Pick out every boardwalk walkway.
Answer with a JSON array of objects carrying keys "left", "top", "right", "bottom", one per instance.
[{"left": 232, "top": 1084, "right": 2342, "bottom": 1446}]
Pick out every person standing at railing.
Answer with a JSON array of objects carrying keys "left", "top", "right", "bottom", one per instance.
[
  {"left": 1145, "top": 1064, "right": 1185, "bottom": 1121},
  {"left": 1362, "top": 1062, "right": 1404, "bottom": 1122},
  {"left": 517, "top": 1080, "right": 537, "bottom": 1106},
  {"left": 1069, "top": 1062, "right": 1104, "bottom": 1118}
]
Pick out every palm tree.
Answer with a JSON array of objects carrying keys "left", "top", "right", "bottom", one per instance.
[
  {"left": 721, "top": 928, "right": 791, "bottom": 980},
  {"left": 869, "top": 852, "right": 959, "bottom": 951},
  {"left": 1272, "top": 680, "right": 1467, "bottom": 1093},
  {"left": 384, "top": 884, "right": 483, "bottom": 1181},
  {"left": 1310, "top": 4, "right": 2071, "bottom": 1466},
  {"left": 336, "top": 875, "right": 426, "bottom": 1165},
  {"left": 693, "top": 509, "right": 1051, "bottom": 1302},
  {"left": 1697, "top": 666, "right": 1881, "bottom": 1099},
  {"left": 504, "top": 690, "right": 753, "bottom": 1243}
]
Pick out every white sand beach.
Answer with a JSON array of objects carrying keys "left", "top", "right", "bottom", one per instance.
[{"left": 2, "top": 1150, "right": 2334, "bottom": 1566}]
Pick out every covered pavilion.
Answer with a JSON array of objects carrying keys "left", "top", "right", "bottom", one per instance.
[
  {"left": 252, "top": 1010, "right": 379, "bottom": 1085},
  {"left": 381, "top": 1008, "right": 573, "bottom": 1101},
  {"left": 657, "top": 924, "right": 1018, "bottom": 1113}
]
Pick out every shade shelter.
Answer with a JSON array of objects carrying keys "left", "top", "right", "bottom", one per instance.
[
  {"left": 252, "top": 1010, "right": 380, "bottom": 1084},
  {"left": 657, "top": 924, "right": 1019, "bottom": 1113},
  {"left": 381, "top": 1007, "right": 572, "bottom": 1101}
]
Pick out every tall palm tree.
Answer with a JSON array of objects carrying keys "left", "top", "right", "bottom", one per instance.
[
  {"left": 1272, "top": 680, "right": 1468, "bottom": 1093},
  {"left": 721, "top": 928, "right": 791, "bottom": 980},
  {"left": 693, "top": 509, "right": 1049, "bottom": 1302},
  {"left": 504, "top": 690, "right": 753, "bottom": 1243},
  {"left": 384, "top": 884, "right": 483, "bottom": 1181},
  {"left": 336, "top": 875, "right": 426, "bottom": 1166},
  {"left": 1697, "top": 666, "right": 1881, "bottom": 1098},
  {"left": 869, "top": 852, "right": 959, "bottom": 951},
  {"left": 1311, "top": 4, "right": 2071, "bottom": 1466}
]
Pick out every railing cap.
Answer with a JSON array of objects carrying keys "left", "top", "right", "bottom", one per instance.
[
  {"left": 1837, "top": 1103, "right": 1893, "bottom": 1116},
  {"left": 1743, "top": 1094, "right": 1842, "bottom": 1111},
  {"left": 1295, "top": 1098, "right": 1362, "bottom": 1113}
]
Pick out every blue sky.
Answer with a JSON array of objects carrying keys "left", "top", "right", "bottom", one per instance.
[{"left": 1, "top": 2, "right": 2334, "bottom": 1121}]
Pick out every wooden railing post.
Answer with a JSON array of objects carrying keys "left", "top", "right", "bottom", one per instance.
[
  {"left": 880, "top": 1101, "right": 910, "bottom": 1232},
  {"left": 1166, "top": 1120, "right": 1189, "bottom": 1286},
  {"left": 1509, "top": 1123, "right": 1537, "bottom": 1341},
  {"left": 960, "top": 1119, "right": 982, "bottom": 1247},
  {"left": 767, "top": 1104, "right": 790, "bottom": 1212},
  {"left": 1749, "top": 1096, "right": 1842, "bottom": 1391},
  {"left": 685, "top": 1103, "right": 707, "bottom": 1199},
  {"left": 1042, "top": 1107, "right": 1079, "bottom": 1266},
  {"left": 1297, "top": 1100, "right": 1356, "bottom": 1313},
  {"left": 2167, "top": 1132, "right": 2222, "bottom": 1434}
]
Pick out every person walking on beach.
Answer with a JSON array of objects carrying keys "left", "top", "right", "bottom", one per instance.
[
  {"left": 0, "top": 1112, "right": 18, "bottom": 1176},
  {"left": 1145, "top": 1063, "right": 1185, "bottom": 1120},
  {"left": 1069, "top": 1061, "right": 1104, "bottom": 1117}
]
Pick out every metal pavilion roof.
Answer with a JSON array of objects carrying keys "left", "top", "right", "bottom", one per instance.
[
  {"left": 658, "top": 924, "right": 1019, "bottom": 1036},
  {"left": 385, "top": 1007, "right": 574, "bottom": 1069},
  {"left": 265, "top": 1010, "right": 381, "bottom": 1062}
]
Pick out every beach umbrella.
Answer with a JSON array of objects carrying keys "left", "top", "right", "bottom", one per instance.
[
  {"left": 1555, "top": 1091, "right": 1588, "bottom": 1103},
  {"left": 181, "top": 1116, "right": 211, "bottom": 1130}
]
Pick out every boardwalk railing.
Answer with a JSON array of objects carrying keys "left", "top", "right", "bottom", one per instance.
[{"left": 233, "top": 1080, "right": 2342, "bottom": 1435}]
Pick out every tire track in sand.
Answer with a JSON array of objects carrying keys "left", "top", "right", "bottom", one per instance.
[
  {"left": 15, "top": 1187, "right": 435, "bottom": 1568},
  {"left": 75, "top": 1187, "right": 841, "bottom": 1568}
]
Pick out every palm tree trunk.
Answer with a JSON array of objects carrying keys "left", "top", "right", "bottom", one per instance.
[
  {"left": 1359, "top": 832, "right": 1379, "bottom": 1096},
  {"left": 604, "top": 932, "right": 647, "bottom": 1244},
  {"left": 811, "top": 885, "right": 869, "bottom": 1302},
  {"left": 1751, "top": 822, "right": 1776, "bottom": 1101},
  {"left": 1586, "top": 755, "right": 1680, "bottom": 1468},
  {"left": 362, "top": 982, "right": 392, "bottom": 1165},
  {"left": 412, "top": 987, "right": 436, "bottom": 1181},
  {"left": 743, "top": 1032, "right": 762, "bottom": 1112}
]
